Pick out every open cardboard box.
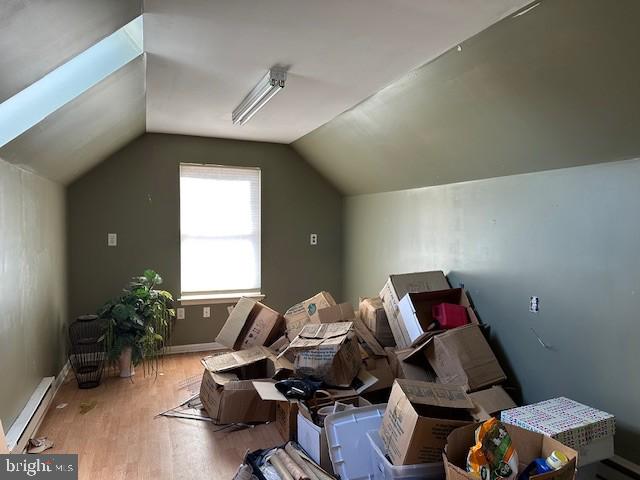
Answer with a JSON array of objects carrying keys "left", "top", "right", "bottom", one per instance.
[
  {"left": 284, "top": 291, "right": 336, "bottom": 339},
  {"left": 200, "top": 347, "right": 292, "bottom": 424},
  {"left": 397, "top": 288, "right": 479, "bottom": 347},
  {"left": 379, "top": 271, "right": 451, "bottom": 348},
  {"left": 215, "top": 297, "right": 284, "bottom": 350},
  {"left": 407, "top": 324, "right": 507, "bottom": 392},
  {"left": 380, "top": 380, "right": 474, "bottom": 465},
  {"left": 386, "top": 346, "right": 438, "bottom": 382},
  {"left": 280, "top": 322, "right": 361, "bottom": 387},
  {"left": 444, "top": 422, "right": 578, "bottom": 480}
]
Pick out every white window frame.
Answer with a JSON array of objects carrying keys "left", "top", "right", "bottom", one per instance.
[{"left": 178, "top": 163, "right": 262, "bottom": 305}]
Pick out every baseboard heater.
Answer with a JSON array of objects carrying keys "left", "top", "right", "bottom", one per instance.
[{"left": 5, "top": 377, "right": 55, "bottom": 453}]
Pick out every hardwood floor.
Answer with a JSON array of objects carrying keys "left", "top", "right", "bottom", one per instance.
[{"left": 36, "top": 352, "right": 284, "bottom": 479}]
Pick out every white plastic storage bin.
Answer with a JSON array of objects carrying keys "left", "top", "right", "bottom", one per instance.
[
  {"left": 367, "top": 430, "right": 444, "bottom": 480},
  {"left": 324, "top": 404, "right": 387, "bottom": 480}
]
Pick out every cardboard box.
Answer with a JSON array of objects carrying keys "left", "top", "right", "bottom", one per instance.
[
  {"left": 311, "top": 302, "right": 354, "bottom": 324},
  {"left": 386, "top": 347, "right": 438, "bottom": 382},
  {"left": 407, "top": 324, "right": 506, "bottom": 392},
  {"left": 281, "top": 322, "right": 361, "bottom": 387},
  {"left": 397, "top": 288, "right": 479, "bottom": 347},
  {"left": 359, "top": 297, "right": 395, "bottom": 347},
  {"left": 284, "top": 291, "right": 336, "bottom": 339},
  {"left": 297, "top": 410, "right": 334, "bottom": 473},
  {"left": 361, "top": 356, "right": 394, "bottom": 393},
  {"left": 276, "top": 400, "right": 299, "bottom": 442},
  {"left": 215, "top": 298, "right": 284, "bottom": 350},
  {"left": 444, "top": 422, "right": 578, "bottom": 480},
  {"left": 380, "top": 271, "right": 451, "bottom": 348},
  {"left": 501, "top": 397, "right": 615, "bottom": 465},
  {"left": 379, "top": 380, "right": 474, "bottom": 465},
  {"left": 468, "top": 385, "right": 517, "bottom": 421},
  {"left": 352, "top": 316, "right": 386, "bottom": 357},
  {"left": 250, "top": 381, "right": 300, "bottom": 442},
  {"left": 199, "top": 347, "right": 292, "bottom": 424}
]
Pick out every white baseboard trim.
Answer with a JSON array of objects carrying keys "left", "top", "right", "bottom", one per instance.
[
  {"left": 6, "top": 360, "right": 71, "bottom": 453},
  {"left": 165, "top": 342, "right": 225, "bottom": 354}
]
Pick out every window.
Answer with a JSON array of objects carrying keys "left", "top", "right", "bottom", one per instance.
[
  {"left": 180, "top": 164, "right": 261, "bottom": 300},
  {"left": 0, "top": 16, "right": 143, "bottom": 148}
]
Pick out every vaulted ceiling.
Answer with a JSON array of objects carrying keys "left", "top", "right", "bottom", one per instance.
[{"left": 1, "top": 0, "right": 639, "bottom": 193}]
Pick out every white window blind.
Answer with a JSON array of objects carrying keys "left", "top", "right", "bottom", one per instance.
[{"left": 180, "top": 164, "right": 261, "bottom": 296}]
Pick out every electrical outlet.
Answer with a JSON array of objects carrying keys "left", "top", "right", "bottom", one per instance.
[
  {"left": 529, "top": 296, "right": 539, "bottom": 313},
  {"left": 176, "top": 308, "right": 185, "bottom": 320},
  {"left": 107, "top": 233, "right": 117, "bottom": 247},
  {"left": 310, "top": 233, "right": 318, "bottom": 245},
  {"left": 203, "top": 306, "right": 211, "bottom": 318}
]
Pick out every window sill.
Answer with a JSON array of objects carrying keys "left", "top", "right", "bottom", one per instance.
[{"left": 178, "top": 292, "right": 265, "bottom": 306}]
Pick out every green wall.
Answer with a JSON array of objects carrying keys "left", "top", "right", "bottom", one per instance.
[
  {"left": 344, "top": 158, "right": 640, "bottom": 462},
  {"left": 294, "top": 0, "right": 640, "bottom": 195},
  {"left": 67, "top": 133, "right": 343, "bottom": 345},
  {"left": 0, "top": 159, "right": 67, "bottom": 429}
]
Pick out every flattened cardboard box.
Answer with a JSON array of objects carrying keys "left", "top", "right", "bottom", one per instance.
[
  {"left": 380, "top": 271, "right": 450, "bottom": 348},
  {"left": 281, "top": 322, "right": 361, "bottom": 387},
  {"left": 215, "top": 297, "right": 284, "bottom": 350},
  {"left": 284, "top": 291, "right": 336, "bottom": 339},
  {"left": 397, "top": 288, "right": 479, "bottom": 347},
  {"left": 200, "top": 347, "right": 292, "bottom": 424},
  {"left": 501, "top": 397, "right": 615, "bottom": 451},
  {"left": 444, "top": 422, "right": 578, "bottom": 480},
  {"left": 379, "top": 379, "right": 473, "bottom": 465},
  {"left": 359, "top": 297, "right": 395, "bottom": 347},
  {"left": 407, "top": 324, "right": 506, "bottom": 392}
]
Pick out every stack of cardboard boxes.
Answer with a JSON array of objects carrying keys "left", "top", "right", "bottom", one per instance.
[{"left": 200, "top": 270, "right": 611, "bottom": 476}]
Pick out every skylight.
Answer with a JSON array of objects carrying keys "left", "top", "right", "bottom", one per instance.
[{"left": 0, "top": 15, "right": 143, "bottom": 148}]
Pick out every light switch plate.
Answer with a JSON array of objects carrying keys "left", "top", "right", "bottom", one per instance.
[
  {"left": 107, "top": 233, "right": 117, "bottom": 247},
  {"left": 176, "top": 308, "right": 185, "bottom": 320},
  {"left": 203, "top": 307, "right": 211, "bottom": 318}
]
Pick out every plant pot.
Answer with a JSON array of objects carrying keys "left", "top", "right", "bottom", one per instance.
[{"left": 118, "top": 347, "right": 135, "bottom": 378}]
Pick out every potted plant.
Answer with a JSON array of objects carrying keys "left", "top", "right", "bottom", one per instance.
[{"left": 98, "top": 269, "right": 176, "bottom": 377}]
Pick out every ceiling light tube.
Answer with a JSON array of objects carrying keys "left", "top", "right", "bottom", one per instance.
[{"left": 232, "top": 68, "right": 286, "bottom": 125}]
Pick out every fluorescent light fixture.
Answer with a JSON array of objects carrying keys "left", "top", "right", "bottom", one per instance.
[
  {"left": 0, "top": 15, "right": 143, "bottom": 148},
  {"left": 232, "top": 68, "right": 286, "bottom": 125}
]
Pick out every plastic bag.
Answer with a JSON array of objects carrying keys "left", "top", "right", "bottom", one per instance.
[{"left": 467, "top": 418, "right": 519, "bottom": 480}]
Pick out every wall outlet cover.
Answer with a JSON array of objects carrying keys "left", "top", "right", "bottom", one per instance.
[
  {"left": 176, "top": 308, "right": 185, "bottom": 320},
  {"left": 107, "top": 233, "right": 117, "bottom": 247},
  {"left": 203, "top": 307, "right": 211, "bottom": 318},
  {"left": 529, "top": 296, "right": 540, "bottom": 313},
  {"left": 310, "top": 233, "right": 318, "bottom": 245}
]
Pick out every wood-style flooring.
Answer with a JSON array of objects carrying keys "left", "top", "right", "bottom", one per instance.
[{"left": 36, "top": 352, "right": 283, "bottom": 479}]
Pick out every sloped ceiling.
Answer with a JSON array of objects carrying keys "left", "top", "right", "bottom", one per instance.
[
  {"left": 0, "top": 0, "right": 143, "bottom": 185},
  {"left": 0, "top": 56, "right": 145, "bottom": 184},
  {"left": 144, "top": 0, "right": 532, "bottom": 144},
  {"left": 293, "top": 0, "right": 640, "bottom": 194},
  {"left": 0, "top": 0, "right": 142, "bottom": 102}
]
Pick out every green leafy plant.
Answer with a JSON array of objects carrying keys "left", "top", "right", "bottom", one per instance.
[{"left": 98, "top": 269, "right": 175, "bottom": 375}]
